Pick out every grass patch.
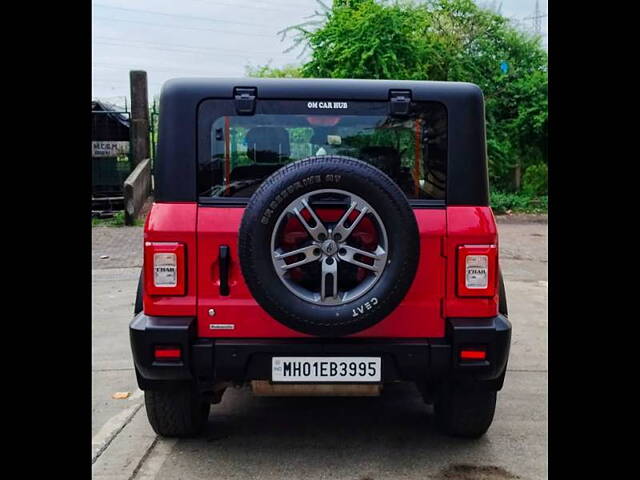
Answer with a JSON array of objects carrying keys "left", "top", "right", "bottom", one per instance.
[
  {"left": 92, "top": 211, "right": 144, "bottom": 227},
  {"left": 490, "top": 191, "right": 548, "bottom": 214}
]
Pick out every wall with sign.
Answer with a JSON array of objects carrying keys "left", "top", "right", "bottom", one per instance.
[
  {"left": 92, "top": 141, "right": 130, "bottom": 158},
  {"left": 92, "top": 101, "right": 132, "bottom": 198}
]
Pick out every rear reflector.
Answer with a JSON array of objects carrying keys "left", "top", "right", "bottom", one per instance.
[
  {"left": 154, "top": 346, "right": 181, "bottom": 360},
  {"left": 460, "top": 349, "right": 487, "bottom": 360}
]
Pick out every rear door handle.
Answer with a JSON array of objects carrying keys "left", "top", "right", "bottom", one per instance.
[{"left": 218, "top": 245, "right": 230, "bottom": 296}]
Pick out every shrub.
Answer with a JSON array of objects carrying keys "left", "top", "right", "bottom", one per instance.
[
  {"left": 272, "top": 0, "right": 548, "bottom": 193},
  {"left": 522, "top": 163, "right": 548, "bottom": 196},
  {"left": 92, "top": 211, "right": 145, "bottom": 227},
  {"left": 490, "top": 191, "right": 547, "bottom": 214}
]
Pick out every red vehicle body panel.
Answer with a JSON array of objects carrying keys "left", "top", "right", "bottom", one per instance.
[
  {"left": 444, "top": 206, "right": 499, "bottom": 318},
  {"left": 143, "top": 203, "right": 198, "bottom": 317},
  {"left": 195, "top": 207, "right": 447, "bottom": 338},
  {"left": 142, "top": 203, "right": 499, "bottom": 338}
]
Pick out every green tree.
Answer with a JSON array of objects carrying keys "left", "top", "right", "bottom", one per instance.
[
  {"left": 245, "top": 63, "right": 303, "bottom": 78},
  {"left": 301, "top": 0, "right": 433, "bottom": 79},
  {"left": 250, "top": 0, "right": 547, "bottom": 192}
]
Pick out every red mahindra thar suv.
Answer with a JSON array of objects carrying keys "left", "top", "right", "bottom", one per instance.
[{"left": 130, "top": 78, "right": 511, "bottom": 439}]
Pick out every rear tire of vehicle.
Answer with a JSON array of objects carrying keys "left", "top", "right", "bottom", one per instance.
[
  {"left": 433, "top": 382, "right": 497, "bottom": 438},
  {"left": 144, "top": 387, "right": 211, "bottom": 438},
  {"left": 134, "top": 271, "right": 143, "bottom": 315}
]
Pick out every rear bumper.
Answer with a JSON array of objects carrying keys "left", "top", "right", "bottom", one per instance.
[{"left": 130, "top": 314, "right": 511, "bottom": 391}]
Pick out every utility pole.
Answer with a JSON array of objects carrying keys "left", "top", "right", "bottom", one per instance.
[
  {"left": 522, "top": 1, "right": 547, "bottom": 37},
  {"left": 534, "top": 0, "right": 541, "bottom": 35},
  {"left": 129, "top": 70, "right": 150, "bottom": 167}
]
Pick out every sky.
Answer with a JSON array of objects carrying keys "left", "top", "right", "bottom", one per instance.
[{"left": 92, "top": 0, "right": 548, "bottom": 106}]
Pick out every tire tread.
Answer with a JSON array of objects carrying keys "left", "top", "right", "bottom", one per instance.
[
  {"left": 434, "top": 383, "right": 497, "bottom": 438},
  {"left": 144, "top": 388, "right": 210, "bottom": 437}
]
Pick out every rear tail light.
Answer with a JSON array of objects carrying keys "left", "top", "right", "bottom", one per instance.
[
  {"left": 144, "top": 242, "right": 186, "bottom": 296},
  {"left": 457, "top": 245, "right": 497, "bottom": 297}
]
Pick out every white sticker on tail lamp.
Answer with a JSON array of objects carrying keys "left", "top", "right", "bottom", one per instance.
[
  {"left": 465, "top": 255, "right": 488, "bottom": 289},
  {"left": 154, "top": 253, "right": 177, "bottom": 287}
]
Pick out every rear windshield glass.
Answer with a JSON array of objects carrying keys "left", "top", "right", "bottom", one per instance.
[{"left": 198, "top": 102, "right": 447, "bottom": 200}]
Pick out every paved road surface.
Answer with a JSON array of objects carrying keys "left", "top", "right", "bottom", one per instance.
[{"left": 92, "top": 217, "right": 547, "bottom": 480}]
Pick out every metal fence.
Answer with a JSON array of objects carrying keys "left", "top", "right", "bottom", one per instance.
[
  {"left": 92, "top": 99, "right": 159, "bottom": 211},
  {"left": 92, "top": 107, "right": 133, "bottom": 205}
]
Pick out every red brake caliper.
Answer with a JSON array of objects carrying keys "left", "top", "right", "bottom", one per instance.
[{"left": 280, "top": 207, "right": 378, "bottom": 283}]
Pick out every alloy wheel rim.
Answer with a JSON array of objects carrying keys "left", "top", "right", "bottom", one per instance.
[{"left": 270, "top": 189, "right": 389, "bottom": 306}]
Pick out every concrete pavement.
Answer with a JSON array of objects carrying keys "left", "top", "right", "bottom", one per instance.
[{"left": 91, "top": 217, "right": 547, "bottom": 480}]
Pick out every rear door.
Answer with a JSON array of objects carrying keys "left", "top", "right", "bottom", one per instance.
[{"left": 195, "top": 97, "right": 449, "bottom": 339}]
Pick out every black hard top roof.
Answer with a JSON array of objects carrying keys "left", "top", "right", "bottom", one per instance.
[
  {"left": 160, "top": 77, "right": 483, "bottom": 102},
  {"left": 155, "top": 77, "right": 489, "bottom": 205}
]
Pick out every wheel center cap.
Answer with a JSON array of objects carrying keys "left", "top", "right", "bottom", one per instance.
[{"left": 321, "top": 239, "right": 338, "bottom": 256}]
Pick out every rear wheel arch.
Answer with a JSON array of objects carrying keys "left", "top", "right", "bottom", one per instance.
[
  {"left": 134, "top": 271, "right": 143, "bottom": 315},
  {"left": 498, "top": 268, "right": 508, "bottom": 316}
]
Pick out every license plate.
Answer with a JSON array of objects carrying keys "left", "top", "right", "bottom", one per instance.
[{"left": 272, "top": 357, "right": 381, "bottom": 382}]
